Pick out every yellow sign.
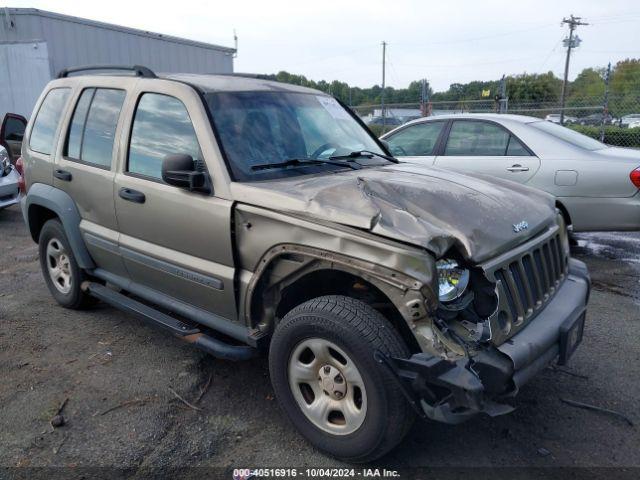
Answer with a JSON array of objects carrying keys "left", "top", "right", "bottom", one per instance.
[{"left": 481, "top": 89, "right": 491, "bottom": 98}]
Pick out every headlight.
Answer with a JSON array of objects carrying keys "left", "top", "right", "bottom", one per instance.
[
  {"left": 0, "top": 147, "right": 10, "bottom": 173},
  {"left": 0, "top": 150, "right": 11, "bottom": 177},
  {"left": 436, "top": 259, "right": 470, "bottom": 302}
]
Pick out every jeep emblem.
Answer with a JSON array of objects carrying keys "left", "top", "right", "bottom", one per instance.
[{"left": 513, "top": 221, "right": 529, "bottom": 233}]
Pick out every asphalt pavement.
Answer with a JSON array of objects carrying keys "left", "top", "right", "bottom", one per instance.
[{"left": 0, "top": 203, "right": 638, "bottom": 476}]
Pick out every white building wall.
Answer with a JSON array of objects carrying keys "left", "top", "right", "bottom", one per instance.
[{"left": 0, "top": 8, "right": 234, "bottom": 77}]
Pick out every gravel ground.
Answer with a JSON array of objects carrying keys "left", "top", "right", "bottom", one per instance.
[{"left": 0, "top": 203, "right": 639, "bottom": 476}]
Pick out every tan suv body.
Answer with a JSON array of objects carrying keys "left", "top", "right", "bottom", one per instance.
[{"left": 19, "top": 67, "right": 590, "bottom": 462}]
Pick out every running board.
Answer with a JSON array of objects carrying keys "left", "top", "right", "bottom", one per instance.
[{"left": 82, "top": 282, "right": 257, "bottom": 361}]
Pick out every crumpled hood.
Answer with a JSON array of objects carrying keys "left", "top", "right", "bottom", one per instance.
[{"left": 230, "top": 163, "right": 557, "bottom": 263}]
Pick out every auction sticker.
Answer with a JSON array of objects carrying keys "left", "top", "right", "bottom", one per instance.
[{"left": 316, "top": 95, "right": 352, "bottom": 120}]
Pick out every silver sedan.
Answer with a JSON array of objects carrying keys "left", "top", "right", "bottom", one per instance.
[{"left": 381, "top": 114, "right": 640, "bottom": 232}]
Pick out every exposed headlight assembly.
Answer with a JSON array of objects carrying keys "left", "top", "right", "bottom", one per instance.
[{"left": 436, "top": 259, "right": 470, "bottom": 303}]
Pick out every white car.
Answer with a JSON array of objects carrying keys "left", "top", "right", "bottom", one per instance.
[
  {"left": 0, "top": 146, "right": 20, "bottom": 209},
  {"left": 620, "top": 114, "right": 640, "bottom": 128},
  {"left": 381, "top": 114, "right": 640, "bottom": 232}
]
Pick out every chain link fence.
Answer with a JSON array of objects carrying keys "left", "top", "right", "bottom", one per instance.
[{"left": 352, "top": 96, "right": 640, "bottom": 148}]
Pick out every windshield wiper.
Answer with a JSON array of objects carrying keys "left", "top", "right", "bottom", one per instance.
[
  {"left": 329, "top": 150, "right": 398, "bottom": 163},
  {"left": 251, "top": 157, "right": 360, "bottom": 172}
]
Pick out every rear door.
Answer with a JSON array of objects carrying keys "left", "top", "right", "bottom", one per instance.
[
  {"left": 383, "top": 120, "right": 446, "bottom": 165},
  {"left": 53, "top": 82, "right": 129, "bottom": 276},
  {"left": 434, "top": 120, "right": 540, "bottom": 183},
  {"left": 113, "top": 82, "right": 237, "bottom": 320}
]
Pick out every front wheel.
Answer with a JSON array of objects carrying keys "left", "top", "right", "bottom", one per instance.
[{"left": 269, "top": 295, "right": 415, "bottom": 462}]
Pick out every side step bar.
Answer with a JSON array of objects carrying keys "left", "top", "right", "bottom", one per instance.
[{"left": 82, "top": 282, "right": 257, "bottom": 361}]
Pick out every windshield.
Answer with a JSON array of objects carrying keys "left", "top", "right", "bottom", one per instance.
[
  {"left": 530, "top": 120, "right": 607, "bottom": 151},
  {"left": 206, "top": 92, "right": 386, "bottom": 181}
]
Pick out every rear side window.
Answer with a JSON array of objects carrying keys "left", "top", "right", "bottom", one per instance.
[
  {"left": 29, "top": 88, "right": 71, "bottom": 155},
  {"left": 444, "top": 120, "right": 530, "bottom": 156},
  {"left": 65, "top": 88, "right": 126, "bottom": 168},
  {"left": 385, "top": 122, "right": 445, "bottom": 156},
  {"left": 128, "top": 93, "right": 201, "bottom": 180}
]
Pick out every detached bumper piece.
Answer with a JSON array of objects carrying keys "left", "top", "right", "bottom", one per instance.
[{"left": 378, "top": 258, "right": 590, "bottom": 425}]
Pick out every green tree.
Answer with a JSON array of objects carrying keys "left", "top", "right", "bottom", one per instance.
[{"left": 610, "top": 59, "right": 640, "bottom": 116}]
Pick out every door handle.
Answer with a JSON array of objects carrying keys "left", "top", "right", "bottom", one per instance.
[
  {"left": 119, "top": 187, "right": 146, "bottom": 204},
  {"left": 506, "top": 164, "right": 530, "bottom": 172},
  {"left": 54, "top": 169, "right": 72, "bottom": 181}
]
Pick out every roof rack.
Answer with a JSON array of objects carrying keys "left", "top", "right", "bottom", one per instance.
[{"left": 57, "top": 64, "right": 157, "bottom": 79}]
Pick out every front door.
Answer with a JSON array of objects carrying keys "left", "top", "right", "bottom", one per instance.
[
  {"left": 434, "top": 120, "right": 540, "bottom": 183},
  {"left": 384, "top": 120, "right": 447, "bottom": 166},
  {"left": 53, "top": 86, "right": 129, "bottom": 277},
  {"left": 1, "top": 113, "right": 27, "bottom": 161},
  {"left": 114, "top": 89, "right": 237, "bottom": 320}
]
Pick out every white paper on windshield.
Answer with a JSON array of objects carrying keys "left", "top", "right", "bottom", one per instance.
[{"left": 316, "top": 96, "right": 351, "bottom": 120}]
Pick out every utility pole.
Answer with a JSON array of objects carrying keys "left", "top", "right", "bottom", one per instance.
[
  {"left": 498, "top": 74, "right": 507, "bottom": 113},
  {"left": 381, "top": 41, "right": 386, "bottom": 130},
  {"left": 559, "top": 14, "right": 588, "bottom": 125},
  {"left": 600, "top": 62, "right": 612, "bottom": 142}
]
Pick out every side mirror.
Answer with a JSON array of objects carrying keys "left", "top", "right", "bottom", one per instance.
[
  {"left": 380, "top": 139, "right": 391, "bottom": 149},
  {"left": 161, "top": 154, "right": 209, "bottom": 192}
]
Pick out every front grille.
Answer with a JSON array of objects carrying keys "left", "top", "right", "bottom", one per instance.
[{"left": 482, "top": 224, "right": 569, "bottom": 341}]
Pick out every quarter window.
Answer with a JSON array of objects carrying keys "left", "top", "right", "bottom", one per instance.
[
  {"left": 444, "top": 120, "right": 530, "bottom": 157},
  {"left": 386, "top": 122, "right": 445, "bottom": 156},
  {"left": 506, "top": 136, "right": 529, "bottom": 156},
  {"left": 29, "top": 88, "right": 71, "bottom": 155},
  {"left": 65, "top": 88, "right": 125, "bottom": 168},
  {"left": 128, "top": 93, "right": 202, "bottom": 180}
]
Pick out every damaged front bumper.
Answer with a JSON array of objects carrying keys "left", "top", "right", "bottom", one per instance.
[{"left": 377, "top": 258, "right": 590, "bottom": 424}]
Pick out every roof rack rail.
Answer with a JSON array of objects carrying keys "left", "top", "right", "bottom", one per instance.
[
  {"left": 57, "top": 64, "right": 157, "bottom": 79},
  {"left": 212, "top": 72, "right": 266, "bottom": 79}
]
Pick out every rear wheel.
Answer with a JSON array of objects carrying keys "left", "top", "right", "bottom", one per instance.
[
  {"left": 38, "top": 219, "right": 94, "bottom": 309},
  {"left": 269, "top": 295, "right": 415, "bottom": 462}
]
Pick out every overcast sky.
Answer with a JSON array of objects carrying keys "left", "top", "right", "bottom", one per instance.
[{"left": 12, "top": 0, "right": 640, "bottom": 91}]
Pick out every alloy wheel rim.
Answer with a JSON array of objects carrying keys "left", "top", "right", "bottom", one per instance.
[
  {"left": 46, "top": 238, "right": 72, "bottom": 294},
  {"left": 288, "top": 337, "right": 367, "bottom": 435}
]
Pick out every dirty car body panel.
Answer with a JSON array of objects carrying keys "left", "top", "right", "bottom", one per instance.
[{"left": 20, "top": 72, "right": 590, "bottom": 429}]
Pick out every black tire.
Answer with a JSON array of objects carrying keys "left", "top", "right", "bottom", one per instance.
[
  {"left": 269, "top": 295, "right": 415, "bottom": 463},
  {"left": 38, "top": 218, "right": 94, "bottom": 309}
]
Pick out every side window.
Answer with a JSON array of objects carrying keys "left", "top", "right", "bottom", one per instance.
[
  {"left": 4, "top": 117, "right": 26, "bottom": 141},
  {"left": 128, "top": 93, "right": 202, "bottom": 180},
  {"left": 506, "top": 135, "right": 530, "bottom": 156},
  {"left": 29, "top": 88, "right": 71, "bottom": 155},
  {"left": 444, "top": 121, "right": 510, "bottom": 156},
  {"left": 65, "top": 88, "right": 126, "bottom": 168},
  {"left": 66, "top": 89, "right": 94, "bottom": 160},
  {"left": 386, "top": 122, "right": 445, "bottom": 156}
]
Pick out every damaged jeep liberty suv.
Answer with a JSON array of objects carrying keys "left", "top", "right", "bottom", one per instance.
[{"left": 20, "top": 65, "right": 590, "bottom": 462}]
